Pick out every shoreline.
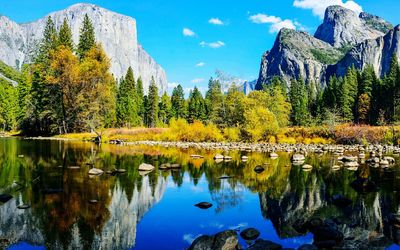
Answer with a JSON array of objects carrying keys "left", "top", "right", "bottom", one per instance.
[{"left": 7, "top": 135, "right": 400, "bottom": 154}]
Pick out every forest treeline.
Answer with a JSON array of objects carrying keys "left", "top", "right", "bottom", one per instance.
[{"left": 1, "top": 15, "right": 400, "bottom": 141}]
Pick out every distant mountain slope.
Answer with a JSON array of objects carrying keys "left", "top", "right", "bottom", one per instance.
[
  {"left": 0, "top": 3, "right": 167, "bottom": 93},
  {"left": 256, "top": 5, "right": 397, "bottom": 89}
]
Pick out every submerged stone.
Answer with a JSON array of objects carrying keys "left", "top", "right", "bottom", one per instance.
[
  {"left": 254, "top": 166, "right": 265, "bottom": 174},
  {"left": 195, "top": 202, "right": 213, "bottom": 209},
  {"left": 240, "top": 228, "right": 260, "bottom": 241},
  {"left": 0, "top": 194, "right": 12, "bottom": 203},
  {"left": 17, "top": 204, "right": 30, "bottom": 209}
]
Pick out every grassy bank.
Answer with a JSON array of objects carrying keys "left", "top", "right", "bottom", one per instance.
[{"left": 54, "top": 122, "right": 400, "bottom": 145}]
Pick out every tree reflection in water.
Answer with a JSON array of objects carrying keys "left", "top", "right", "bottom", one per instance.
[{"left": 0, "top": 138, "right": 398, "bottom": 249}]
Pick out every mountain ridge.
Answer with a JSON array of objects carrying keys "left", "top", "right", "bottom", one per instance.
[{"left": 256, "top": 5, "right": 398, "bottom": 89}]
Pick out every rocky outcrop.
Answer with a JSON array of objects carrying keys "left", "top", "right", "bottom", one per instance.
[
  {"left": 256, "top": 28, "right": 342, "bottom": 89},
  {"left": 0, "top": 3, "right": 167, "bottom": 93},
  {"left": 256, "top": 5, "right": 396, "bottom": 88},
  {"left": 328, "top": 25, "right": 400, "bottom": 78},
  {"left": 314, "top": 6, "right": 391, "bottom": 48}
]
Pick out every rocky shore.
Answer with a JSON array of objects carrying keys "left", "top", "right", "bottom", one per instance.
[{"left": 122, "top": 140, "right": 400, "bottom": 155}]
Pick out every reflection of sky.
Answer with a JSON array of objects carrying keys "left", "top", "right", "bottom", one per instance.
[{"left": 133, "top": 173, "right": 313, "bottom": 250}]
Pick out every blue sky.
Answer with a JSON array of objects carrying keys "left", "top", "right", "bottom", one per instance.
[{"left": 1, "top": 0, "right": 399, "bottom": 94}]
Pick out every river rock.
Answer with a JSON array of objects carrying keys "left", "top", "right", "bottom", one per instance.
[
  {"left": 254, "top": 166, "right": 265, "bottom": 174},
  {"left": 214, "top": 154, "right": 224, "bottom": 160},
  {"left": 383, "top": 156, "right": 395, "bottom": 164},
  {"left": 302, "top": 164, "right": 313, "bottom": 170},
  {"left": 159, "top": 163, "right": 171, "bottom": 170},
  {"left": 292, "top": 154, "right": 305, "bottom": 162},
  {"left": 114, "top": 169, "right": 126, "bottom": 173},
  {"left": 195, "top": 202, "right": 213, "bottom": 209},
  {"left": 270, "top": 152, "right": 279, "bottom": 158},
  {"left": 88, "top": 168, "right": 103, "bottom": 176},
  {"left": 191, "top": 155, "right": 204, "bottom": 159},
  {"left": 0, "top": 194, "right": 12, "bottom": 203},
  {"left": 240, "top": 228, "right": 260, "bottom": 241},
  {"left": 332, "top": 165, "right": 341, "bottom": 171},
  {"left": 344, "top": 161, "right": 359, "bottom": 168},
  {"left": 189, "top": 230, "right": 238, "bottom": 250},
  {"left": 138, "top": 163, "right": 155, "bottom": 171},
  {"left": 17, "top": 204, "right": 30, "bottom": 209},
  {"left": 247, "top": 239, "right": 282, "bottom": 250}
]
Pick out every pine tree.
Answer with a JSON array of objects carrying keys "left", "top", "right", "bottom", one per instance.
[
  {"left": 383, "top": 55, "right": 399, "bottom": 122},
  {"left": 116, "top": 67, "right": 139, "bottom": 127},
  {"left": 188, "top": 87, "right": 206, "bottom": 123},
  {"left": 171, "top": 84, "right": 186, "bottom": 119},
  {"left": 58, "top": 18, "right": 74, "bottom": 50},
  {"left": 341, "top": 66, "right": 358, "bottom": 122},
  {"left": 147, "top": 77, "right": 159, "bottom": 127},
  {"left": 77, "top": 14, "right": 96, "bottom": 59},
  {"left": 136, "top": 76, "right": 145, "bottom": 123},
  {"left": 205, "top": 77, "right": 223, "bottom": 122},
  {"left": 37, "top": 16, "right": 58, "bottom": 64},
  {"left": 159, "top": 92, "right": 172, "bottom": 124},
  {"left": 289, "top": 77, "right": 310, "bottom": 126}
]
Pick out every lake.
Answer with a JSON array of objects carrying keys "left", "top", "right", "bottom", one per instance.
[{"left": 0, "top": 137, "right": 399, "bottom": 249}]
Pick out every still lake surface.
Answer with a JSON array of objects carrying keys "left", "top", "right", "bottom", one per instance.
[{"left": 0, "top": 138, "right": 399, "bottom": 249}]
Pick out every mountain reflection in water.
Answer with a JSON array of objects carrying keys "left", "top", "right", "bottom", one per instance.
[{"left": 0, "top": 138, "right": 398, "bottom": 249}]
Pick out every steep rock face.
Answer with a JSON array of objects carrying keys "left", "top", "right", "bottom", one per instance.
[
  {"left": 256, "top": 28, "right": 342, "bottom": 89},
  {"left": 0, "top": 3, "right": 167, "bottom": 93},
  {"left": 256, "top": 5, "right": 395, "bottom": 88},
  {"left": 314, "top": 5, "right": 390, "bottom": 48},
  {"left": 328, "top": 25, "right": 400, "bottom": 78}
]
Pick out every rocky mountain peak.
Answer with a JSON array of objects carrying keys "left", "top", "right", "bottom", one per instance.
[
  {"left": 315, "top": 5, "right": 389, "bottom": 48},
  {"left": 0, "top": 3, "right": 167, "bottom": 94},
  {"left": 257, "top": 5, "right": 398, "bottom": 89}
]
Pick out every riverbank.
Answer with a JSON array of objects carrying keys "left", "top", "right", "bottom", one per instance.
[{"left": 52, "top": 124, "right": 400, "bottom": 146}]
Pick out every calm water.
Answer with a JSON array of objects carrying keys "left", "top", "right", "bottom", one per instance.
[{"left": 0, "top": 138, "right": 399, "bottom": 249}]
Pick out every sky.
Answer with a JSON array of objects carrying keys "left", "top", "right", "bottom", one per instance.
[{"left": 1, "top": 0, "right": 400, "bottom": 94}]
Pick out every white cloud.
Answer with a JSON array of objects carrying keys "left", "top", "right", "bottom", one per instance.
[
  {"left": 183, "top": 28, "right": 196, "bottom": 37},
  {"left": 190, "top": 78, "right": 205, "bottom": 84},
  {"left": 195, "top": 62, "right": 206, "bottom": 67},
  {"left": 293, "top": 0, "right": 363, "bottom": 19},
  {"left": 249, "top": 13, "right": 298, "bottom": 33},
  {"left": 209, "top": 18, "right": 225, "bottom": 25},
  {"left": 200, "top": 41, "right": 225, "bottom": 48},
  {"left": 249, "top": 14, "right": 281, "bottom": 24},
  {"left": 168, "top": 82, "right": 179, "bottom": 89}
]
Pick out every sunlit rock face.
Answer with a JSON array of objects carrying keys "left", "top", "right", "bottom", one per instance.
[
  {"left": 256, "top": 5, "right": 395, "bottom": 88},
  {"left": 0, "top": 3, "right": 167, "bottom": 93}
]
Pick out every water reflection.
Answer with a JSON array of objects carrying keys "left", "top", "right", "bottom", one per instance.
[{"left": 0, "top": 138, "right": 398, "bottom": 249}]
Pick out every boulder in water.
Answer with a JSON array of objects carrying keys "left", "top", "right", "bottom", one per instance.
[
  {"left": 17, "top": 204, "right": 30, "bottom": 209},
  {"left": 214, "top": 154, "right": 224, "bottom": 160},
  {"left": 240, "top": 228, "right": 260, "bottom": 241},
  {"left": 195, "top": 202, "right": 213, "bottom": 209},
  {"left": 292, "top": 154, "right": 305, "bottom": 162},
  {"left": 88, "top": 168, "right": 104, "bottom": 176},
  {"left": 189, "top": 230, "right": 238, "bottom": 250},
  {"left": 254, "top": 166, "right": 265, "bottom": 174},
  {"left": 0, "top": 194, "right": 12, "bottom": 203},
  {"left": 138, "top": 163, "right": 155, "bottom": 171}
]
